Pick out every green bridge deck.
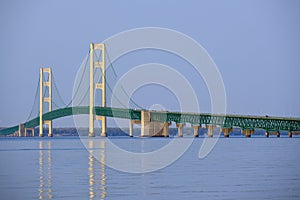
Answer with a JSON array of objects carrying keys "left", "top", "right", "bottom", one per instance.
[{"left": 1, "top": 106, "right": 300, "bottom": 135}]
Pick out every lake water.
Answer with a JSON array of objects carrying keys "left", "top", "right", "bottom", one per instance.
[{"left": 0, "top": 136, "right": 300, "bottom": 200}]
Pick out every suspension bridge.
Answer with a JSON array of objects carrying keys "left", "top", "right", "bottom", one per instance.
[{"left": 1, "top": 43, "right": 300, "bottom": 138}]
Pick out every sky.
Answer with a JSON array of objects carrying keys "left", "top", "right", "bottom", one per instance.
[{"left": 0, "top": 0, "right": 299, "bottom": 127}]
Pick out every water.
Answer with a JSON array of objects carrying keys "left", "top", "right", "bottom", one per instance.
[{"left": 0, "top": 136, "right": 300, "bottom": 200}]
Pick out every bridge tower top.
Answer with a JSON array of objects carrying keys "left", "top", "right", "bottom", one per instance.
[{"left": 89, "top": 43, "right": 107, "bottom": 137}]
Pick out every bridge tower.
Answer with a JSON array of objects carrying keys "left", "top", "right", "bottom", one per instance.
[
  {"left": 89, "top": 43, "right": 107, "bottom": 137},
  {"left": 39, "top": 67, "right": 53, "bottom": 137}
]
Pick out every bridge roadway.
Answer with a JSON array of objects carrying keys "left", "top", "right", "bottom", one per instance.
[{"left": 1, "top": 106, "right": 300, "bottom": 136}]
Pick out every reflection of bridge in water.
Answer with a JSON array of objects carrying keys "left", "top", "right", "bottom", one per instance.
[
  {"left": 1, "top": 43, "right": 300, "bottom": 138},
  {"left": 38, "top": 140, "right": 107, "bottom": 200},
  {"left": 39, "top": 141, "right": 52, "bottom": 200},
  {"left": 88, "top": 140, "right": 107, "bottom": 200}
]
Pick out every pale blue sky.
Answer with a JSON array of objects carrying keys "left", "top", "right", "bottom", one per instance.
[{"left": 0, "top": 0, "right": 299, "bottom": 127}]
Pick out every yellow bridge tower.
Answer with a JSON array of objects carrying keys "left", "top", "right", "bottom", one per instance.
[
  {"left": 89, "top": 43, "right": 107, "bottom": 137},
  {"left": 39, "top": 67, "right": 53, "bottom": 137}
]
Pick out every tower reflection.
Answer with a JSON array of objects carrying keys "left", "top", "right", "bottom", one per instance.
[
  {"left": 37, "top": 139, "right": 107, "bottom": 199},
  {"left": 88, "top": 139, "right": 107, "bottom": 200},
  {"left": 38, "top": 141, "right": 52, "bottom": 200}
]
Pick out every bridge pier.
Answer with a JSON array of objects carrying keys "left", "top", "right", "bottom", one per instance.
[
  {"left": 18, "top": 124, "right": 25, "bottom": 137},
  {"left": 88, "top": 131, "right": 95, "bottom": 137},
  {"left": 206, "top": 125, "right": 216, "bottom": 137},
  {"left": 276, "top": 131, "right": 280, "bottom": 137},
  {"left": 242, "top": 129, "right": 254, "bottom": 137},
  {"left": 162, "top": 122, "right": 170, "bottom": 137},
  {"left": 192, "top": 125, "right": 200, "bottom": 137},
  {"left": 141, "top": 110, "right": 150, "bottom": 137},
  {"left": 176, "top": 123, "right": 185, "bottom": 137},
  {"left": 140, "top": 110, "right": 169, "bottom": 137},
  {"left": 129, "top": 120, "right": 141, "bottom": 137},
  {"left": 25, "top": 128, "right": 35, "bottom": 137},
  {"left": 265, "top": 131, "right": 269, "bottom": 138},
  {"left": 222, "top": 127, "right": 232, "bottom": 138},
  {"left": 129, "top": 120, "right": 133, "bottom": 137}
]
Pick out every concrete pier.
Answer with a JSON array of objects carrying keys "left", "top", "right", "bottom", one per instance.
[
  {"left": 141, "top": 110, "right": 151, "bottom": 137},
  {"left": 222, "top": 127, "right": 231, "bottom": 138},
  {"left": 140, "top": 110, "right": 169, "bottom": 137},
  {"left": 129, "top": 120, "right": 142, "bottom": 137},
  {"left": 242, "top": 129, "right": 254, "bottom": 137},
  {"left": 265, "top": 131, "right": 269, "bottom": 138},
  {"left": 206, "top": 125, "right": 216, "bottom": 137},
  {"left": 162, "top": 122, "right": 170, "bottom": 137},
  {"left": 176, "top": 123, "right": 185, "bottom": 137},
  {"left": 129, "top": 120, "right": 134, "bottom": 137},
  {"left": 18, "top": 124, "right": 25, "bottom": 137},
  {"left": 276, "top": 131, "right": 280, "bottom": 137},
  {"left": 192, "top": 125, "right": 200, "bottom": 137},
  {"left": 28, "top": 128, "right": 35, "bottom": 137}
]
